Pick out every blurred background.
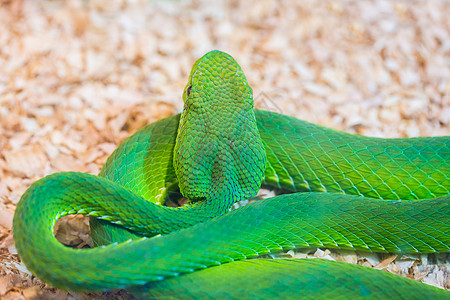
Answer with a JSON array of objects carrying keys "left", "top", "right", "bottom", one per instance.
[{"left": 0, "top": 0, "right": 449, "bottom": 298}]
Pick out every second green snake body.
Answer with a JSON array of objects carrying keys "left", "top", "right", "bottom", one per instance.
[{"left": 13, "top": 51, "right": 450, "bottom": 298}]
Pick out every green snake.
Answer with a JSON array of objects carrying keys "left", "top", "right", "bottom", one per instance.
[{"left": 13, "top": 51, "right": 450, "bottom": 299}]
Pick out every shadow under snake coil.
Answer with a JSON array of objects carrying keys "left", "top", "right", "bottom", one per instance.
[{"left": 13, "top": 51, "right": 450, "bottom": 299}]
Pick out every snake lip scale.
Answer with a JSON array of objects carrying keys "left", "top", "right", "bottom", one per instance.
[{"left": 13, "top": 50, "right": 450, "bottom": 299}]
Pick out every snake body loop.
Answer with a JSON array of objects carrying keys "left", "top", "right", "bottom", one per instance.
[{"left": 13, "top": 51, "right": 450, "bottom": 298}]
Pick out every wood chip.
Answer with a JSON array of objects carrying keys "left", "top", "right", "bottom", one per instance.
[
  {"left": 374, "top": 255, "right": 398, "bottom": 270},
  {"left": 0, "top": 208, "right": 14, "bottom": 230},
  {"left": 3, "top": 145, "right": 48, "bottom": 178}
]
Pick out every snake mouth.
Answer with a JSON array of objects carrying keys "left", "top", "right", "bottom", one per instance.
[
  {"left": 164, "top": 188, "right": 206, "bottom": 207},
  {"left": 165, "top": 197, "right": 207, "bottom": 208},
  {"left": 165, "top": 197, "right": 189, "bottom": 207}
]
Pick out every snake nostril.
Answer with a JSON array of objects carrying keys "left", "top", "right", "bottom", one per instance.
[{"left": 186, "top": 85, "right": 192, "bottom": 96}]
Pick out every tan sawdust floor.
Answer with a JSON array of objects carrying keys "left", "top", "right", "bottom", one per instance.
[{"left": 0, "top": 0, "right": 449, "bottom": 299}]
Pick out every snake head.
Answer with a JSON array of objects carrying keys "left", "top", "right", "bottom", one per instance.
[
  {"left": 175, "top": 50, "right": 266, "bottom": 206},
  {"left": 182, "top": 50, "right": 253, "bottom": 111}
]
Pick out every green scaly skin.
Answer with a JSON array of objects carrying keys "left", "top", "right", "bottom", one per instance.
[{"left": 13, "top": 51, "right": 450, "bottom": 299}]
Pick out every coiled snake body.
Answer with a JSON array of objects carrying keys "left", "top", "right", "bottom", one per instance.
[{"left": 13, "top": 51, "right": 450, "bottom": 299}]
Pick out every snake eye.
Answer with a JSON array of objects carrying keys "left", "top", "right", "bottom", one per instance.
[{"left": 186, "top": 85, "right": 192, "bottom": 97}]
